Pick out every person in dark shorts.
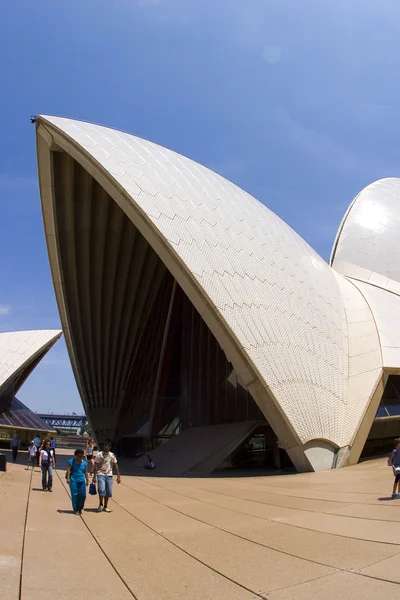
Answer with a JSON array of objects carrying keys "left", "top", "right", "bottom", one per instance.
[
  {"left": 26, "top": 441, "right": 37, "bottom": 470},
  {"left": 85, "top": 438, "right": 95, "bottom": 476},
  {"left": 388, "top": 438, "right": 400, "bottom": 498}
]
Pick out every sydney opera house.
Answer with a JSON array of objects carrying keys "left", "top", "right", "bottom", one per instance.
[
  {"left": 0, "top": 330, "right": 61, "bottom": 445},
  {"left": 34, "top": 115, "right": 400, "bottom": 473}
]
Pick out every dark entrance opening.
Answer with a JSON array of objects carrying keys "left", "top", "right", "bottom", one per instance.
[
  {"left": 117, "top": 269, "right": 287, "bottom": 471},
  {"left": 361, "top": 375, "right": 400, "bottom": 458},
  {"left": 215, "top": 424, "right": 295, "bottom": 473}
]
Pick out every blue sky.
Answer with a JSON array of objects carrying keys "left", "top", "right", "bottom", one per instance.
[{"left": 1, "top": 0, "right": 399, "bottom": 413}]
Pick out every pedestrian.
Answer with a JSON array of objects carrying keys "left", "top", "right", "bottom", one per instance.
[
  {"left": 93, "top": 440, "right": 121, "bottom": 513},
  {"left": 33, "top": 435, "right": 41, "bottom": 465},
  {"left": 49, "top": 436, "right": 56, "bottom": 458},
  {"left": 144, "top": 454, "right": 155, "bottom": 470},
  {"left": 388, "top": 438, "right": 400, "bottom": 498},
  {"left": 85, "top": 438, "right": 95, "bottom": 476},
  {"left": 26, "top": 441, "right": 37, "bottom": 470},
  {"left": 66, "top": 449, "right": 89, "bottom": 515},
  {"left": 39, "top": 439, "right": 55, "bottom": 492},
  {"left": 10, "top": 434, "right": 20, "bottom": 462}
]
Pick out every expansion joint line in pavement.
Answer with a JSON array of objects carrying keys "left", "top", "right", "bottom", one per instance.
[
  {"left": 54, "top": 470, "right": 139, "bottom": 600},
  {"left": 19, "top": 466, "right": 34, "bottom": 600},
  {"left": 189, "top": 481, "right": 400, "bottom": 525},
  {"left": 141, "top": 476, "right": 400, "bottom": 548},
  {"left": 214, "top": 478, "right": 393, "bottom": 506},
  {"left": 127, "top": 477, "right": 400, "bottom": 589},
  {"left": 113, "top": 481, "right": 269, "bottom": 600},
  {"left": 118, "top": 479, "right": 335, "bottom": 597},
  {"left": 54, "top": 470, "right": 268, "bottom": 600}
]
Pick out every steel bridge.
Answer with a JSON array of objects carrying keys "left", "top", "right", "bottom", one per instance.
[{"left": 37, "top": 413, "right": 88, "bottom": 429}]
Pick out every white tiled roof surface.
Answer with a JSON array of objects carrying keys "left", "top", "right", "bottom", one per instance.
[
  {"left": 332, "top": 178, "right": 400, "bottom": 284},
  {"left": 332, "top": 177, "right": 400, "bottom": 373},
  {"left": 334, "top": 275, "right": 382, "bottom": 445},
  {"left": 350, "top": 281, "right": 400, "bottom": 370},
  {"left": 0, "top": 330, "right": 62, "bottom": 393},
  {"left": 40, "top": 116, "right": 355, "bottom": 447}
]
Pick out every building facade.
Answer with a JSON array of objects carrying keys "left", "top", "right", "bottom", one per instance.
[{"left": 35, "top": 115, "right": 400, "bottom": 472}]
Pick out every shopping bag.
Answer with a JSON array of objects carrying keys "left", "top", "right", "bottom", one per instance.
[{"left": 89, "top": 482, "right": 97, "bottom": 495}]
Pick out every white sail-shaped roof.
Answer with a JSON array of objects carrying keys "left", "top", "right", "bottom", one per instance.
[
  {"left": 0, "top": 330, "right": 62, "bottom": 394},
  {"left": 35, "top": 116, "right": 391, "bottom": 471},
  {"left": 332, "top": 178, "right": 400, "bottom": 372},
  {"left": 332, "top": 178, "right": 400, "bottom": 288}
]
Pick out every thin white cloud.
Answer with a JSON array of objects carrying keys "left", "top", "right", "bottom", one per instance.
[
  {"left": 0, "top": 305, "right": 11, "bottom": 316},
  {"left": 262, "top": 45, "right": 283, "bottom": 64},
  {"left": 271, "top": 107, "right": 357, "bottom": 172}
]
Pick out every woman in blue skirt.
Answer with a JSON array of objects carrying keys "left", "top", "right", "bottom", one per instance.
[{"left": 66, "top": 449, "right": 89, "bottom": 514}]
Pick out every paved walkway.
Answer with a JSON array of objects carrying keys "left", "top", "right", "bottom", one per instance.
[{"left": 2, "top": 452, "right": 400, "bottom": 600}]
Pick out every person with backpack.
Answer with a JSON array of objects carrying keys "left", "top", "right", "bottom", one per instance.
[
  {"left": 66, "top": 449, "right": 89, "bottom": 515},
  {"left": 39, "top": 439, "right": 55, "bottom": 492},
  {"left": 388, "top": 438, "right": 400, "bottom": 498}
]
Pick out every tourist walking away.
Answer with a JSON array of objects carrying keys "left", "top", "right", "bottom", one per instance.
[
  {"left": 66, "top": 449, "right": 89, "bottom": 515},
  {"left": 49, "top": 436, "right": 56, "bottom": 458},
  {"left": 388, "top": 438, "right": 400, "bottom": 498},
  {"left": 39, "top": 439, "right": 55, "bottom": 491},
  {"left": 93, "top": 440, "right": 121, "bottom": 513},
  {"left": 33, "top": 435, "right": 41, "bottom": 465},
  {"left": 85, "top": 438, "right": 95, "bottom": 475},
  {"left": 26, "top": 441, "right": 37, "bottom": 470},
  {"left": 10, "top": 434, "right": 20, "bottom": 462}
]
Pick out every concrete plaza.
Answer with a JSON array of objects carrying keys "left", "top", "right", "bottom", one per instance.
[{"left": 2, "top": 451, "right": 400, "bottom": 600}]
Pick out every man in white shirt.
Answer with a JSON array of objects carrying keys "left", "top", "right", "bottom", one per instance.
[{"left": 93, "top": 440, "right": 121, "bottom": 513}]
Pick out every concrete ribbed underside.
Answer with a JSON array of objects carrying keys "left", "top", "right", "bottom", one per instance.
[{"left": 52, "top": 151, "right": 167, "bottom": 440}]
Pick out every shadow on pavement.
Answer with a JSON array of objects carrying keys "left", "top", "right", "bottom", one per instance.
[{"left": 377, "top": 496, "right": 396, "bottom": 501}]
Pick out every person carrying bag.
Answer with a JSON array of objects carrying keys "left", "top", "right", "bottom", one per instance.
[{"left": 66, "top": 449, "right": 89, "bottom": 515}]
